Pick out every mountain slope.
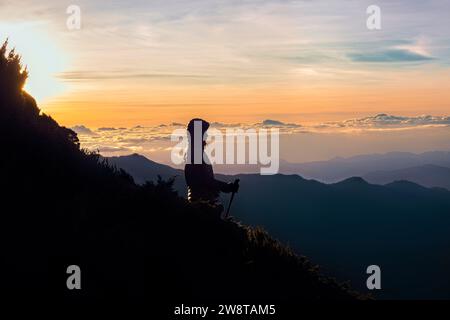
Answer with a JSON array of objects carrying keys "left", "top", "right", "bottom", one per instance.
[
  {"left": 363, "top": 164, "right": 450, "bottom": 190},
  {"left": 0, "top": 40, "right": 358, "bottom": 305},
  {"left": 227, "top": 174, "right": 450, "bottom": 299},
  {"left": 107, "top": 153, "right": 187, "bottom": 196},
  {"left": 281, "top": 151, "right": 450, "bottom": 182},
  {"left": 107, "top": 153, "right": 182, "bottom": 184},
  {"left": 111, "top": 153, "right": 450, "bottom": 299}
]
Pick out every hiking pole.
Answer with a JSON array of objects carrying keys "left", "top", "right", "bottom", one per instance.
[{"left": 225, "top": 179, "right": 239, "bottom": 219}]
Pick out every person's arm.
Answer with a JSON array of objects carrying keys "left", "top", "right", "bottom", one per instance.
[
  {"left": 214, "top": 178, "right": 234, "bottom": 193},
  {"left": 203, "top": 164, "right": 237, "bottom": 193}
]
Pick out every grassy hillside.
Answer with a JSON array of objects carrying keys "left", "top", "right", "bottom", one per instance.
[
  {"left": 224, "top": 174, "right": 450, "bottom": 299},
  {"left": 0, "top": 40, "right": 359, "bottom": 305},
  {"left": 108, "top": 153, "right": 450, "bottom": 299}
]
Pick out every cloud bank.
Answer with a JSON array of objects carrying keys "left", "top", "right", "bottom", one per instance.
[
  {"left": 71, "top": 114, "right": 450, "bottom": 163},
  {"left": 323, "top": 114, "right": 450, "bottom": 129}
]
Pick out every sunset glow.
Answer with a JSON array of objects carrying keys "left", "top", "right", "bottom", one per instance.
[
  {"left": 0, "top": 23, "right": 68, "bottom": 102},
  {"left": 1, "top": 0, "right": 449, "bottom": 161}
]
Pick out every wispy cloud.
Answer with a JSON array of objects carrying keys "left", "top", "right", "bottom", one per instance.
[
  {"left": 321, "top": 114, "right": 450, "bottom": 129},
  {"left": 349, "top": 49, "right": 434, "bottom": 63},
  {"left": 4, "top": 0, "right": 450, "bottom": 87},
  {"left": 3, "top": 0, "right": 450, "bottom": 127},
  {"left": 97, "top": 127, "right": 119, "bottom": 132},
  {"left": 58, "top": 71, "right": 212, "bottom": 81}
]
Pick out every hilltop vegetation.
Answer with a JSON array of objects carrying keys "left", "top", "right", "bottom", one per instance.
[{"left": 0, "top": 40, "right": 359, "bottom": 305}]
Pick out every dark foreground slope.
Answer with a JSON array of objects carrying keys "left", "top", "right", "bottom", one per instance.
[
  {"left": 0, "top": 41, "right": 358, "bottom": 306},
  {"left": 227, "top": 175, "right": 450, "bottom": 299},
  {"left": 109, "top": 154, "right": 450, "bottom": 299}
]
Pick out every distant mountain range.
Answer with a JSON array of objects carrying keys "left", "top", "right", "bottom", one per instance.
[
  {"left": 109, "top": 151, "right": 450, "bottom": 190},
  {"left": 107, "top": 153, "right": 450, "bottom": 299},
  {"left": 185, "top": 151, "right": 450, "bottom": 181},
  {"left": 223, "top": 174, "right": 450, "bottom": 299},
  {"left": 280, "top": 151, "right": 450, "bottom": 185},
  {"left": 108, "top": 154, "right": 183, "bottom": 185},
  {"left": 107, "top": 154, "right": 186, "bottom": 195},
  {"left": 364, "top": 164, "right": 450, "bottom": 190}
]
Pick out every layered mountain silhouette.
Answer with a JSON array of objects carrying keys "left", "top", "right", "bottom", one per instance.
[
  {"left": 110, "top": 154, "right": 450, "bottom": 299},
  {"left": 280, "top": 151, "right": 450, "bottom": 184},
  {"left": 363, "top": 164, "right": 450, "bottom": 190},
  {"left": 0, "top": 40, "right": 359, "bottom": 306},
  {"left": 152, "top": 150, "right": 450, "bottom": 189},
  {"left": 108, "top": 153, "right": 182, "bottom": 185}
]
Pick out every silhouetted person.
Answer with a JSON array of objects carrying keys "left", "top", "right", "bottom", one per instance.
[{"left": 185, "top": 119, "right": 239, "bottom": 211}]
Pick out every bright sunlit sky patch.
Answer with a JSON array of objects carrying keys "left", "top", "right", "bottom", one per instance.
[
  {"left": 0, "top": 21, "right": 68, "bottom": 102},
  {"left": 1, "top": 0, "right": 450, "bottom": 161}
]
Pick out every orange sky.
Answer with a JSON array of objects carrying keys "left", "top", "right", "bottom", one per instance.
[
  {"left": 41, "top": 72, "right": 450, "bottom": 127},
  {"left": 2, "top": 0, "right": 450, "bottom": 129}
]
